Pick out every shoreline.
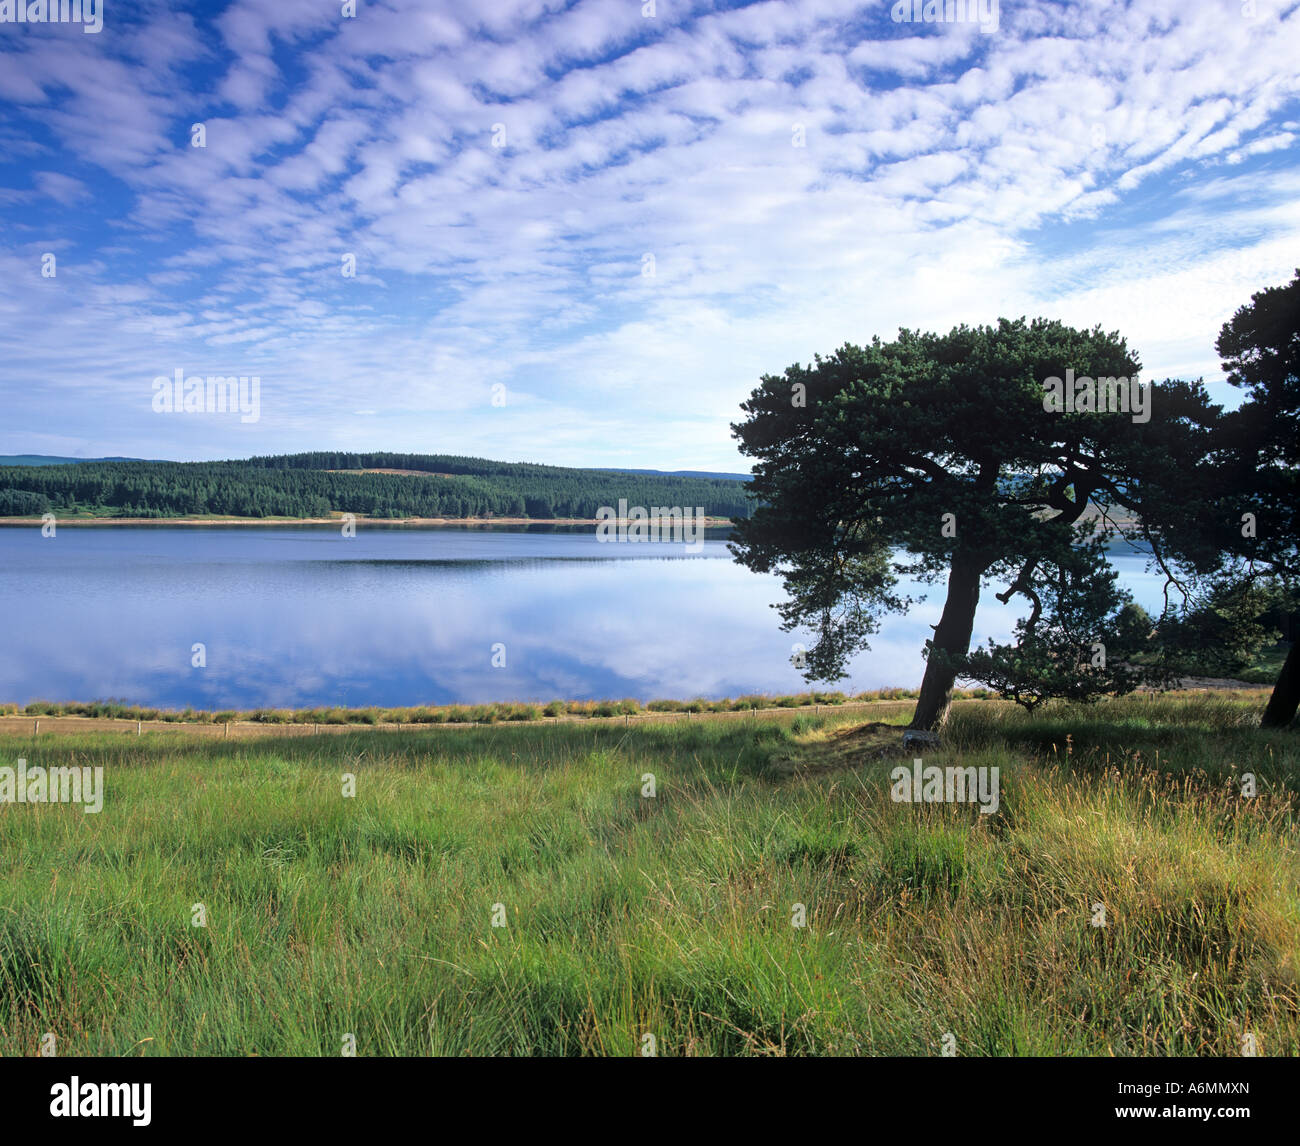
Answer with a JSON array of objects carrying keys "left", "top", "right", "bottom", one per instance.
[
  {"left": 0, "top": 687, "right": 1273, "bottom": 741},
  {"left": 0, "top": 511, "right": 1133, "bottom": 531},
  {"left": 0, "top": 514, "right": 737, "bottom": 528},
  {"left": 1, "top": 699, "right": 908, "bottom": 737},
  {"left": 1, "top": 683, "right": 1270, "bottom": 735}
]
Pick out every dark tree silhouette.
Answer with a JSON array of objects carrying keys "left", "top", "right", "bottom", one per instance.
[
  {"left": 1215, "top": 271, "right": 1300, "bottom": 728},
  {"left": 731, "top": 318, "right": 1220, "bottom": 732}
]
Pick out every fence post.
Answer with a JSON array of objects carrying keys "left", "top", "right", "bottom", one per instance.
[
  {"left": 137, "top": 721, "right": 142, "bottom": 736},
  {"left": 34, "top": 718, "right": 39, "bottom": 735},
  {"left": 225, "top": 722, "right": 229, "bottom": 738}
]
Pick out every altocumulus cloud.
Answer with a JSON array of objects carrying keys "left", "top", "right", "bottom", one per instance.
[{"left": 0, "top": 0, "right": 1297, "bottom": 467}]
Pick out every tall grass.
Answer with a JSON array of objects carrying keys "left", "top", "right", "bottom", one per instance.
[{"left": 0, "top": 695, "right": 1295, "bottom": 1056}]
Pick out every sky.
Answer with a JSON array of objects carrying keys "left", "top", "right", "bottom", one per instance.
[{"left": 1, "top": 0, "right": 1298, "bottom": 472}]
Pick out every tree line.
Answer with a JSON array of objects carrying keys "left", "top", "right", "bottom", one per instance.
[{"left": 0, "top": 452, "right": 753, "bottom": 521}]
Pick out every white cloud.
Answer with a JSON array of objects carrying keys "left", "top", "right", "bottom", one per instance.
[{"left": 0, "top": 0, "right": 1298, "bottom": 468}]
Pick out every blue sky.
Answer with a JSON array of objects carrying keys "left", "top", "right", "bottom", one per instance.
[{"left": 1, "top": 0, "right": 1298, "bottom": 471}]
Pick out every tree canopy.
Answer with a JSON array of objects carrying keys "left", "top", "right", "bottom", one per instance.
[
  {"left": 1210, "top": 271, "right": 1300, "bottom": 727},
  {"left": 731, "top": 317, "right": 1224, "bottom": 731}
]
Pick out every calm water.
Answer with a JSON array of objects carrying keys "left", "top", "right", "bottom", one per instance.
[{"left": 0, "top": 525, "right": 1171, "bottom": 709}]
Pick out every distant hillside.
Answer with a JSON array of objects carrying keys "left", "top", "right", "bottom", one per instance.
[
  {"left": 0, "top": 455, "right": 146, "bottom": 466},
  {"left": 599, "top": 467, "right": 750, "bottom": 482},
  {"left": 0, "top": 451, "right": 754, "bottom": 520}
]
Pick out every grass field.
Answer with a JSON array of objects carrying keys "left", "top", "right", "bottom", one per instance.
[{"left": 1, "top": 693, "right": 1296, "bottom": 1056}]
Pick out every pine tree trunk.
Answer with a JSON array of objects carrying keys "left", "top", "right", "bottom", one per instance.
[
  {"left": 909, "top": 552, "right": 985, "bottom": 732},
  {"left": 1260, "top": 641, "right": 1299, "bottom": 729}
]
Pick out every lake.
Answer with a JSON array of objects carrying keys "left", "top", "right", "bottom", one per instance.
[{"left": 0, "top": 525, "right": 1172, "bottom": 710}]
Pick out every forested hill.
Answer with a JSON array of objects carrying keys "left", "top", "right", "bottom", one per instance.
[{"left": 0, "top": 451, "right": 753, "bottom": 520}]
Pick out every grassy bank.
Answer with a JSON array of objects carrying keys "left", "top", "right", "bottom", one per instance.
[
  {"left": 0, "top": 693, "right": 1296, "bottom": 1056},
  {"left": 4, "top": 687, "right": 967, "bottom": 727}
]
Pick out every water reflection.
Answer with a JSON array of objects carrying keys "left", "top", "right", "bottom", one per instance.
[{"left": 0, "top": 525, "right": 1169, "bottom": 709}]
